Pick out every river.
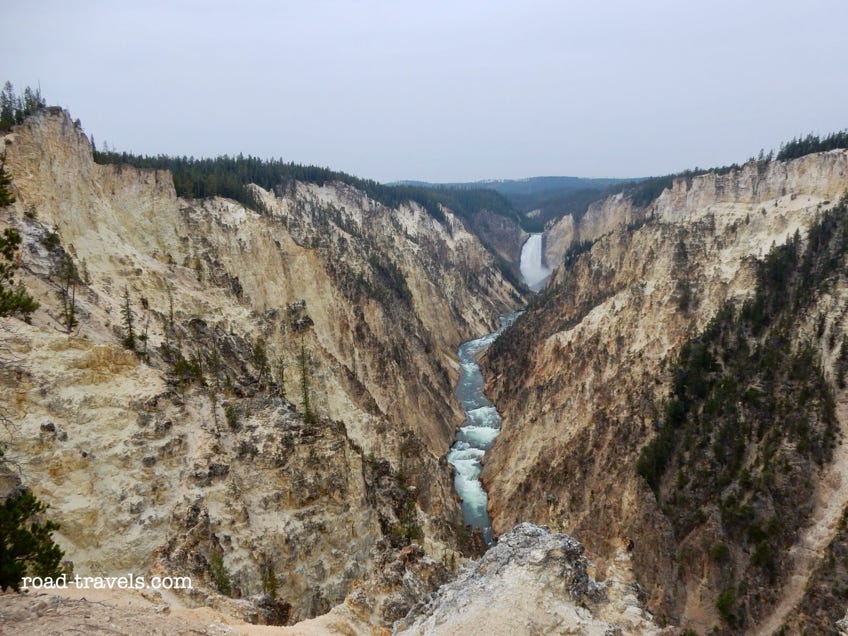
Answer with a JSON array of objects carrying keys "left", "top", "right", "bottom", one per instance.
[
  {"left": 445, "top": 313, "right": 518, "bottom": 544},
  {"left": 446, "top": 234, "right": 546, "bottom": 543}
]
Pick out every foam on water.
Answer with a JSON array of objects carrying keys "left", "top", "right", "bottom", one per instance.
[
  {"left": 466, "top": 405, "right": 500, "bottom": 428},
  {"left": 446, "top": 312, "right": 520, "bottom": 544},
  {"left": 456, "top": 425, "right": 500, "bottom": 449},
  {"left": 451, "top": 474, "right": 489, "bottom": 528}
]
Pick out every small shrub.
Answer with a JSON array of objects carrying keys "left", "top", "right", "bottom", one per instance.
[
  {"left": 237, "top": 440, "right": 258, "bottom": 458},
  {"left": 709, "top": 542, "right": 730, "bottom": 562},
  {"left": 716, "top": 587, "right": 737, "bottom": 627},
  {"left": 262, "top": 566, "right": 278, "bottom": 600},
  {"left": 208, "top": 550, "right": 232, "bottom": 596},
  {"left": 40, "top": 230, "right": 60, "bottom": 251},
  {"left": 751, "top": 540, "right": 776, "bottom": 576},
  {"left": 225, "top": 404, "right": 240, "bottom": 431},
  {"left": 172, "top": 352, "right": 204, "bottom": 385}
]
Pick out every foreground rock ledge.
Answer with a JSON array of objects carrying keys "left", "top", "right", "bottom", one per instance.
[
  {"left": 0, "top": 524, "right": 664, "bottom": 635},
  {"left": 396, "top": 522, "right": 669, "bottom": 635}
]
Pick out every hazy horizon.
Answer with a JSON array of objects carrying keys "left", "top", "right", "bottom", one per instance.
[{"left": 3, "top": 0, "right": 847, "bottom": 183}]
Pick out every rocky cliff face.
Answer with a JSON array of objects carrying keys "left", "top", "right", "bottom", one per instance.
[
  {"left": 465, "top": 208, "right": 528, "bottom": 284},
  {"left": 544, "top": 154, "right": 848, "bottom": 270},
  {"left": 543, "top": 191, "right": 644, "bottom": 267},
  {"left": 0, "top": 108, "right": 523, "bottom": 624},
  {"left": 483, "top": 151, "right": 848, "bottom": 630}
]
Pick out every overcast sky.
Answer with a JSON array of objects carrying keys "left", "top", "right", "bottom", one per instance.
[{"left": 2, "top": 0, "right": 847, "bottom": 182}]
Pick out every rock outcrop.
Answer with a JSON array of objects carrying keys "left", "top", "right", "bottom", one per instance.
[
  {"left": 396, "top": 522, "right": 668, "bottom": 635},
  {"left": 465, "top": 207, "right": 528, "bottom": 283},
  {"left": 838, "top": 609, "right": 848, "bottom": 636},
  {"left": 543, "top": 191, "right": 644, "bottom": 267}
]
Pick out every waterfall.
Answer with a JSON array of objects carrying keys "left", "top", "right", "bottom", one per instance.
[{"left": 519, "top": 233, "right": 551, "bottom": 292}]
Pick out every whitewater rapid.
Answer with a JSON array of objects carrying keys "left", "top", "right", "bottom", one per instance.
[
  {"left": 446, "top": 313, "right": 518, "bottom": 544},
  {"left": 519, "top": 233, "right": 551, "bottom": 291}
]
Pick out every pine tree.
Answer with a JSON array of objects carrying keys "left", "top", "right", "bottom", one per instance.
[
  {"left": 0, "top": 488, "right": 65, "bottom": 591},
  {"left": 253, "top": 339, "right": 269, "bottom": 386},
  {"left": 21, "top": 86, "right": 44, "bottom": 114},
  {"left": 263, "top": 565, "right": 279, "bottom": 599},
  {"left": 121, "top": 288, "right": 135, "bottom": 350},
  {"left": 0, "top": 166, "right": 14, "bottom": 207},
  {"left": 208, "top": 550, "right": 231, "bottom": 596},
  {"left": 276, "top": 356, "right": 286, "bottom": 399},
  {"left": 0, "top": 228, "right": 39, "bottom": 319},
  {"left": 299, "top": 340, "right": 316, "bottom": 424},
  {"left": 0, "top": 82, "right": 46, "bottom": 131},
  {"left": 161, "top": 284, "right": 176, "bottom": 361},
  {"left": 57, "top": 253, "right": 78, "bottom": 333},
  {"left": 0, "top": 82, "right": 14, "bottom": 131}
]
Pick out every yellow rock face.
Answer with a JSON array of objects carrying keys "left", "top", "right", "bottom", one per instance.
[{"left": 0, "top": 108, "right": 523, "bottom": 622}]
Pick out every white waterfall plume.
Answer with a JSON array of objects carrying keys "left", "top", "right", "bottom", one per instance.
[{"left": 519, "top": 233, "right": 551, "bottom": 292}]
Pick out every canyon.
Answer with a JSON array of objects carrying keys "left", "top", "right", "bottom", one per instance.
[
  {"left": 2, "top": 105, "right": 848, "bottom": 634},
  {"left": 0, "top": 107, "right": 522, "bottom": 626}
]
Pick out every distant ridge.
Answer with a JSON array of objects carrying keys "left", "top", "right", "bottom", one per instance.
[
  {"left": 392, "top": 175, "right": 632, "bottom": 196},
  {"left": 394, "top": 175, "right": 639, "bottom": 231}
]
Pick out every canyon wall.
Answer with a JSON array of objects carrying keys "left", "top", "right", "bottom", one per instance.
[
  {"left": 0, "top": 108, "right": 523, "bottom": 623},
  {"left": 483, "top": 151, "right": 848, "bottom": 631}
]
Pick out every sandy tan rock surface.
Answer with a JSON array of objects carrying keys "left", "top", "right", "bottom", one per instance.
[{"left": 0, "top": 108, "right": 521, "bottom": 630}]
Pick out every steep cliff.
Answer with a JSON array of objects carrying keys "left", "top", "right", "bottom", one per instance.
[
  {"left": 464, "top": 207, "right": 528, "bottom": 285},
  {"left": 483, "top": 151, "right": 848, "bottom": 630},
  {"left": 0, "top": 108, "right": 523, "bottom": 624},
  {"left": 544, "top": 154, "right": 848, "bottom": 270},
  {"left": 543, "top": 191, "right": 645, "bottom": 267}
]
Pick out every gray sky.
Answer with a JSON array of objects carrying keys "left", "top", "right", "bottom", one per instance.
[{"left": 3, "top": 0, "right": 847, "bottom": 182}]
